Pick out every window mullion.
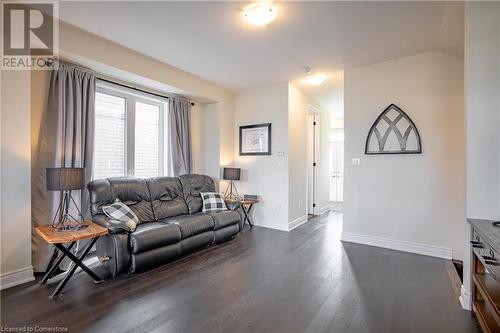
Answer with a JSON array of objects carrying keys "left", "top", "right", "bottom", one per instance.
[{"left": 126, "top": 97, "right": 136, "bottom": 177}]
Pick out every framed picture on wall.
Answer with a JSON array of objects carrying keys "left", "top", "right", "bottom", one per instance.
[{"left": 239, "top": 123, "right": 272, "bottom": 155}]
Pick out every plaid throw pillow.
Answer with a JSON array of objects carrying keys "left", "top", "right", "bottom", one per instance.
[
  {"left": 102, "top": 199, "right": 138, "bottom": 232},
  {"left": 200, "top": 192, "right": 227, "bottom": 213}
]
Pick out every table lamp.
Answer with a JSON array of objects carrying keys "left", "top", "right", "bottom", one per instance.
[
  {"left": 46, "top": 167, "right": 88, "bottom": 231},
  {"left": 223, "top": 167, "right": 242, "bottom": 201}
]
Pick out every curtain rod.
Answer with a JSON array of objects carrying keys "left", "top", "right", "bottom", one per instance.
[
  {"left": 55, "top": 60, "right": 196, "bottom": 106},
  {"left": 97, "top": 77, "right": 195, "bottom": 106}
]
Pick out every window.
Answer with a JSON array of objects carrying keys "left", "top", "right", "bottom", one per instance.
[
  {"left": 93, "top": 82, "right": 168, "bottom": 179},
  {"left": 135, "top": 102, "right": 161, "bottom": 178},
  {"left": 94, "top": 92, "right": 127, "bottom": 179}
]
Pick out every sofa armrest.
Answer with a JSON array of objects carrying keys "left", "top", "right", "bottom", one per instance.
[
  {"left": 225, "top": 200, "right": 244, "bottom": 231},
  {"left": 92, "top": 214, "right": 131, "bottom": 234}
]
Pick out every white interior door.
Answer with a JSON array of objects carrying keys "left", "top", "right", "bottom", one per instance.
[
  {"left": 329, "top": 129, "right": 344, "bottom": 203},
  {"left": 329, "top": 142, "right": 344, "bottom": 202}
]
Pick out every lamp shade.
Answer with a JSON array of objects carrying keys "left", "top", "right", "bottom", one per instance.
[
  {"left": 46, "top": 167, "right": 85, "bottom": 191},
  {"left": 223, "top": 167, "right": 241, "bottom": 181}
]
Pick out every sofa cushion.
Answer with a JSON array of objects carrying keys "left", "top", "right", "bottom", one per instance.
[
  {"left": 146, "top": 177, "right": 189, "bottom": 220},
  {"left": 108, "top": 178, "right": 155, "bottom": 223},
  {"left": 162, "top": 214, "right": 214, "bottom": 239},
  {"left": 129, "top": 222, "right": 181, "bottom": 254},
  {"left": 210, "top": 210, "right": 240, "bottom": 230},
  {"left": 178, "top": 174, "right": 215, "bottom": 214},
  {"left": 88, "top": 177, "right": 156, "bottom": 223}
]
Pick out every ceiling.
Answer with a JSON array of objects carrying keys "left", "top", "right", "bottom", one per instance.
[{"left": 59, "top": 1, "right": 464, "bottom": 109}]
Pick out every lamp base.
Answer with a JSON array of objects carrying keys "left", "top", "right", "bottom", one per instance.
[
  {"left": 224, "top": 180, "right": 242, "bottom": 201},
  {"left": 225, "top": 193, "right": 242, "bottom": 201},
  {"left": 52, "top": 190, "right": 86, "bottom": 232}
]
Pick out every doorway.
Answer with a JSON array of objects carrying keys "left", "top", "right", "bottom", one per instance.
[{"left": 307, "top": 106, "right": 320, "bottom": 216}]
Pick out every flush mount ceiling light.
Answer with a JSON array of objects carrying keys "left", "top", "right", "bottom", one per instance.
[
  {"left": 243, "top": 2, "right": 277, "bottom": 26},
  {"left": 303, "top": 74, "right": 328, "bottom": 86}
]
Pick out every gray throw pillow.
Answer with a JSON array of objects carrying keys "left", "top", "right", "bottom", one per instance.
[{"left": 102, "top": 199, "right": 138, "bottom": 232}]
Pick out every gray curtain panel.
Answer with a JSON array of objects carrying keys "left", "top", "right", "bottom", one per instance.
[
  {"left": 32, "top": 62, "right": 96, "bottom": 272},
  {"left": 169, "top": 97, "right": 192, "bottom": 176}
]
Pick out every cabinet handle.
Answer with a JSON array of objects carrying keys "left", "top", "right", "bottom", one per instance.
[
  {"left": 485, "top": 260, "right": 499, "bottom": 266},
  {"left": 99, "top": 256, "right": 110, "bottom": 262},
  {"left": 471, "top": 241, "right": 483, "bottom": 248}
]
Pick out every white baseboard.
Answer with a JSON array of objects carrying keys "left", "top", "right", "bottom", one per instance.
[
  {"left": 341, "top": 232, "right": 453, "bottom": 260},
  {"left": 289, "top": 215, "right": 308, "bottom": 231},
  {"left": 459, "top": 285, "right": 472, "bottom": 311},
  {"left": 0, "top": 266, "right": 35, "bottom": 290},
  {"left": 252, "top": 221, "right": 289, "bottom": 232},
  {"left": 318, "top": 205, "right": 330, "bottom": 215}
]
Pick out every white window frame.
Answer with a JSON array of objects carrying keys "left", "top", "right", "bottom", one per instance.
[{"left": 95, "top": 81, "right": 167, "bottom": 178}]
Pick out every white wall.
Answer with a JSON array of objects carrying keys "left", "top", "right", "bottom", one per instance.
[
  {"left": 234, "top": 84, "right": 290, "bottom": 231},
  {"left": 343, "top": 51, "right": 465, "bottom": 261},
  {"left": 465, "top": 2, "right": 500, "bottom": 220},
  {"left": 200, "top": 103, "right": 222, "bottom": 181},
  {"left": 462, "top": 1, "right": 500, "bottom": 311},
  {"left": 288, "top": 84, "right": 308, "bottom": 225},
  {"left": 198, "top": 100, "right": 235, "bottom": 183},
  {"left": 0, "top": 70, "right": 35, "bottom": 289}
]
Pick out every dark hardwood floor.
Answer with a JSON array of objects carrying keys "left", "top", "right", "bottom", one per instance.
[{"left": 1, "top": 212, "right": 479, "bottom": 332}]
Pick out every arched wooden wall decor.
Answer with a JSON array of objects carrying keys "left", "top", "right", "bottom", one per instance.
[{"left": 365, "top": 104, "right": 422, "bottom": 155}]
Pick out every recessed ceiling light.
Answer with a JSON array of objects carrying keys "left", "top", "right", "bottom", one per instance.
[
  {"left": 243, "top": 2, "right": 277, "bottom": 26},
  {"left": 304, "top": 74, "right": 328, "bottom": 86}
]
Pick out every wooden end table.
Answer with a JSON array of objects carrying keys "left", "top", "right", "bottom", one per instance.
[
  {"left": 240, "top": 199, "right": 259, "bottom": 229},
  {"left": 35, "top": 221, "right": 108, "bottom": 299}
]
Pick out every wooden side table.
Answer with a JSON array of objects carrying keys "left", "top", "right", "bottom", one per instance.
[
  {"left": 240, "top": 199, "right": 259, "bottom": 229},
  {"left": 35, "top": 221, "right": 108, "bottom": 299}
]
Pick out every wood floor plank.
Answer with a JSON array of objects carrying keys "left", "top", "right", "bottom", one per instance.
[{"left": 1, "top": 212, "right": 479, "bottom": 333}]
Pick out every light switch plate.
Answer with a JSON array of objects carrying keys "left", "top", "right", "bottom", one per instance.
[
  {"left": 351, "top": 158, "right": 361, "bottom": 166},
  {"left": 277, "top": 150, "right": 285, "bottom": 157}
]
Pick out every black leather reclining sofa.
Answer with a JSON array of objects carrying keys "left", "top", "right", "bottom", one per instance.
[{"left": 87, "top": 174, "right": 242, "bottom": 276}]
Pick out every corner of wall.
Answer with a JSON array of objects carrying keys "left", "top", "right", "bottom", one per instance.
[{"left": 233, "top": 83, "right": 290, "bottom": 231}]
